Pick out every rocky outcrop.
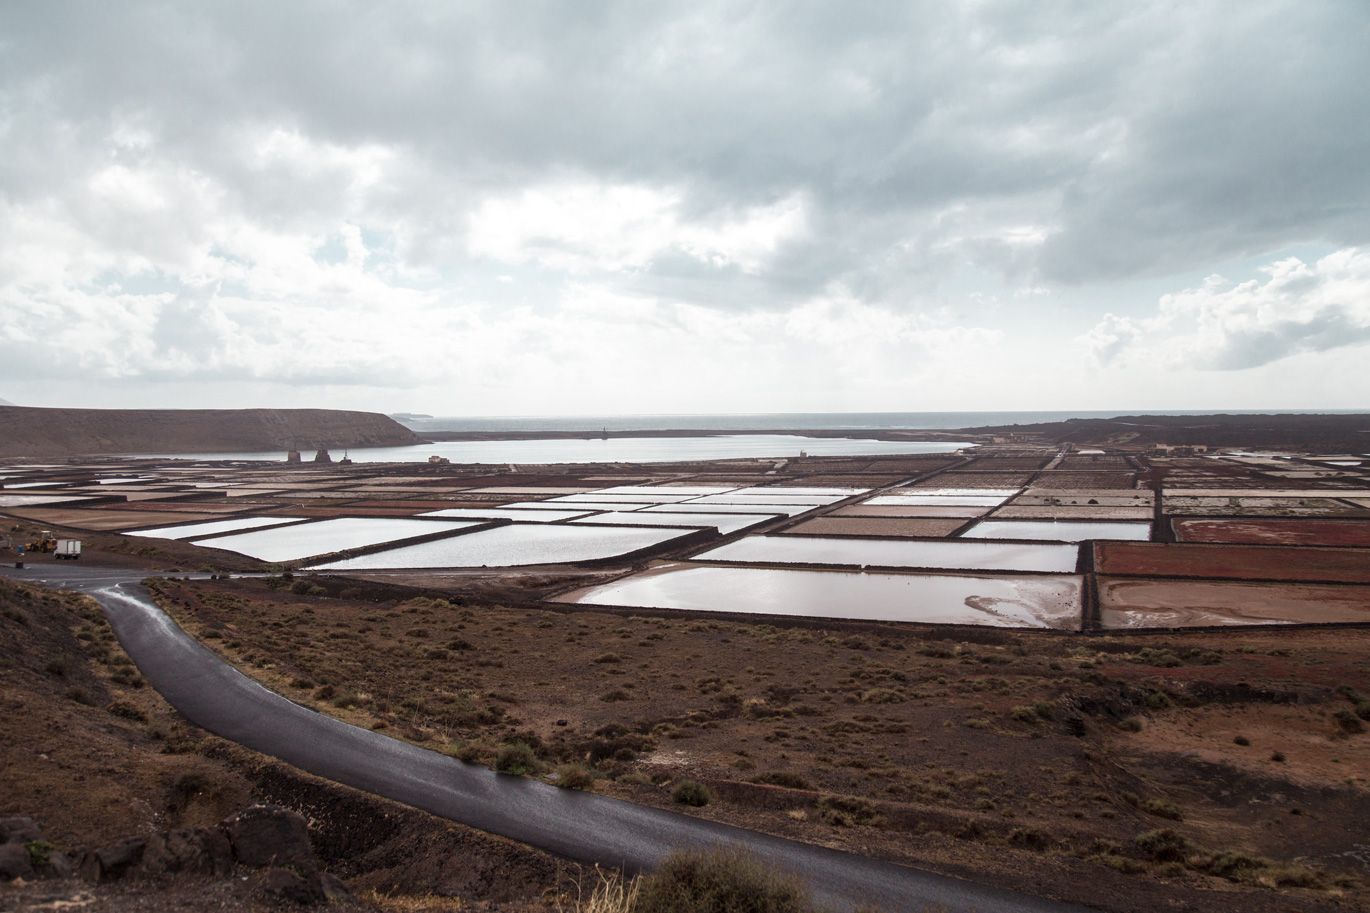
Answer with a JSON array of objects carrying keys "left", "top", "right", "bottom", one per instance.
[
  {"left": 4, "top": 805, "right": 350, "bottom": 905},
  {"left": 0, "top": 406, "right": 422, "bottom": 457}
]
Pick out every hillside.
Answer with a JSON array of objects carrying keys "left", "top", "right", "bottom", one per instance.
[
  {"left": 0, "top": 406, "right": 422, "bottom": 457},
  {"left": 967, "top": 413, "right": 1370, "bottom": 451}
]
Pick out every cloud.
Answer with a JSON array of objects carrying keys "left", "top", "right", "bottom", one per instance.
[
  {"left": 1079, "top": 248, "right": 1370, "bottom": 370},
  {"left": 0, "top": 2, "right": 1367, "bottom": 409}
]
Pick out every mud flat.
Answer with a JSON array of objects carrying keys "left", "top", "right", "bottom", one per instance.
[
  {"left": 782, "top": 516, "right": 968, "bottom": 538},
  {"left": 559, "top": 563, "right": 1083, "bottom": 628},
  {"left": 1097, "top": 542, "right": 1370, "bottom": 583},
  {"left": 1174, "top": 518, "right": 1370, "bottom": 547},
  {"left": 1099, "top": 577, "right": 1370, "bottom": 627}
]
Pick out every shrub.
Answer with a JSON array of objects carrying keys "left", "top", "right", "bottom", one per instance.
[
  {"left": 815, "top": 795, "right": 882, "bottom": 827},
  {"left": 593, "top": 652, "right": 624, "bottom": 664},
  {"left": 601, "top": 688, "right": 632, "bottom": 702},
  {"left": 1116, "top": 716, "right": 1144, "bottom": 733},
  {"left": 1270, "top": 750, "right": 1286, "bottom": 763},
  {"left": 494, "top": 742, "right": 539, "bottom": 776},
  {"left": 1145, "top": 692, "right": 1172, "bottom": 711},
  {"left": 1233, "top": 735, "right": 1250, "bottom": 746},
  {"left": 1333, "top": 709, "right": 1365, "bottom": 734},
  {"left": 1008, "top": 705, "right": 1038, "bottom": 724},
  {"left": 1008, "top": 827, "right": 1051, "bottom": 851},
  {"left": 752, "top": 771, "right": 812, "bottom": 791},
  {"left": 1135, "top": 828, "right": 1188, "bottom": 862},
  {"left": 1141, "top": 798, "right": 1184, "bottom": 821},
  {"left": 24, "top": 841, "right": 54, "bottom": 868},
  {"left": 44, "top": 654, "right": 72, "bottom": 676},
  {"left": 672, "top": 780, "right": 712, "bottom": 807},
  {"left": 64, "top": 686, "right": 92, "bottom": 705},
  {"left": 555, "top": 764, "right": 595, "bottom": 791},
  {"left": 106, "top": 700, "right": 146, "bottom": 722},
  {"left": 635, "top": 847, "right": 810, "bottom": 913}
]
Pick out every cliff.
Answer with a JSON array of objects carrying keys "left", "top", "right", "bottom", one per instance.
[{"left": 0, "top": 406, "right": 422, "bottom": 457}]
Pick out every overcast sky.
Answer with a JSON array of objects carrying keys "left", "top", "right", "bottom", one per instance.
[{"left": 1, "top": 1, "right": 1367, "bottom": 415}]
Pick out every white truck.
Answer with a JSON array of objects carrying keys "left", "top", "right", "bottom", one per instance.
[{"left": 55, "top": 539, "right": 81, "bottom": 560}]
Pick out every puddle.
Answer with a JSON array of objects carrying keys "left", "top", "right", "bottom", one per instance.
[
  {"left": 127, "top": 516, "right": 306, "bottom": 540},
  {"left": 961, "top": 520, "right": 1152, "bottom": 542},
  {"left": 570, "top": 511, "right": 779, "bottom": 535},
  {"left": 694, "top": 535, "right": 1078, "bottom": 573},
  {"left": 561, "top": 565, "right": 1082, "bottom": 629},
  {"left": 310, "top": 524, "right": 698, "bottom": 569},
  {"left": 194, "top": 518, "right": 485, "bottom": 562}
]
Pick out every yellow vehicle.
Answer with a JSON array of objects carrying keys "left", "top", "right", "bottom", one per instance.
[{"left": 24, "top": 531, "right": 57, "bottom": 554}]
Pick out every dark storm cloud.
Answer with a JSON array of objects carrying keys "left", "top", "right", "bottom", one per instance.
[{"left": 3, "top": 0, "right": 1365, "bottom": 308}]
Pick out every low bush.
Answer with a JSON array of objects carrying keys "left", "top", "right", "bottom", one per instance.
[
  {"left": 105, "top": 700, "right": 146, "bottom": 722},
  {"left": 555, "top": 764, "right": 595, "bottom": 791},
  {"left": 1141, "top": 797, "right": 1184, "bottom": 821},
  {"left": 635, "top": 847, "right": 811, "bottom": 913},
  {"left": 1116, "top": 716, "right": 1144, "bottom": 733},
  {"left": 495, "top": 741, "right": 539, "bottom": 776},
  {"left": 752, "top": 771, "right": 812, "bottom": 791},
  {"left": 815, "top": 794, "right": 882, "bottom": 828},
  {"left": 672, "top": 780, "right": 712, "bottom": 807},
  {"left": 1135, "top": 828, "right": 1188, "bottom": 862}
]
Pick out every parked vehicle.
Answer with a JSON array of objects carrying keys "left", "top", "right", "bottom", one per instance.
[{"left": 54, "top": 539, "right": 81, "bottom": 560}]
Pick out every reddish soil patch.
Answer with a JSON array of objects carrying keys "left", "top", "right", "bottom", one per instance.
[
  {"left": 781, "top": 517, "right": 967, "bottom": 538},
  {"left": 1097, "top": 542, "right": 1370, "bottom": 584},
  {"left": 1099, "top": 577, "right": 1370, "bottom": 627},
  {"left": 1174, "top": 519, "right": 1370, "bottom": 547},
  {"left": 835, "top": 504, "right": 990, "bottom": 519}
]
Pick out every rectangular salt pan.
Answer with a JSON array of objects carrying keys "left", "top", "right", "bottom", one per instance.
[
  {"left": 961, "top": 521, "right": 1152, "bottom": 542},
  {"left": 696, "top": 535, "right": 1078, "bottom": 573},
  {"left": 685, "top": 493, "right": 846, "bottom": 506},
  {"left": 866, "top": 494, "right": 1009, "bottom": 508},
  {"left": 900, "top": 488, "right": 1021, "bottom": 498},
  {"left": 419, "top": 508, "right": 592, "bottom": 523},
  {"left": 127, "top": 516, "right": 307, "bottom": 540},
  {"left": 194, "top": 517, "right": 484, "bottom": 562},
  {"left": 549, "top": 492, "right": 699, "bottom": 504},
  {"left": 310, "top": 524, "right": 697, "bottom": 569},
  {"left": 564, "top": 565, "right": 1082, "bottom": 629},
  {"left": 642, "top": 503, "right": 814, "bottom": 517},
  {"left": 571, "top": 511, "right": 779, "bottom": 535}
]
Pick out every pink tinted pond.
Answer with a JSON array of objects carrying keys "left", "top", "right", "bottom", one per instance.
[{"left": 560, "top": 565, "right": 1082, "bottom": 629}]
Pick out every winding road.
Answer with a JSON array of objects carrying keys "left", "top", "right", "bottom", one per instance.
[{"left": 3, "top": 564, "right": 1095, "bottom": 913}]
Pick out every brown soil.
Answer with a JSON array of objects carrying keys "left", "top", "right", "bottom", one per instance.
[
  {"left": 781, "top": 517, "right": 968, "bottom": 538},
  {"left": 0, "top": 406, "right": 419, "bottom": 458},
  {"left": 1097, "top": 542, "right": 1370, "bottom": 583},
  {"left": 136, "top": 574, "right": 1370, "bottom": 913},
  {"left": 0, "top": 576, "right": 583, "bottom": 912},
  {"left": 1174, "top": 519, "right": 1370, "bottom": 547}
]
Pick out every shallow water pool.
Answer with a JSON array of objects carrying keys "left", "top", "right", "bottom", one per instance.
[
  {"left": 310, "top": 524, "right": 698, "bottom": 569},
  {"left": 561, "top": 565, "right": 1082, "bottom": 629},
  {"left": 194, "top": 517, "right": 485, "bottom": 562},
  {"left": 127, "top": 516, "right": 306, "bottom": 540},
  {"left": 961, "top": 520, "right": 1152, "bottom": 542},
  {"left": 570, "top": 511, "right": 779, "bottom": 535},
  {"left": 694, "top": 535, "right": 1078, "bottom": 573}
]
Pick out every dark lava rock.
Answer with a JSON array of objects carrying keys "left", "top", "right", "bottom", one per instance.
[
  {"left": 0, "top": 843, "right": 34, "bottom": 881},
  {"left": 222, "top": 804, "right": 315, "bottom": 869},
  {"left": 0, "top": 817, "right": 43, "bottom": 845},
  {"left": 79, "top": 836, "right": 147, "bottom": 882},
  {"left": 259, "top": 867, "right": 321, "bottom": 904},
  {"left": 141, "top": 825, "right": 234, "bottom": 875}
]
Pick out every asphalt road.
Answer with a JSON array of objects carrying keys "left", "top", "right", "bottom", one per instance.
[{"left": 4, "top": 564, "right": 1097, "bottom": 913}]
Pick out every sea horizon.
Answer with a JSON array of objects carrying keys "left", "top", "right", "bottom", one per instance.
[{"left": 392, "top": 408, "right": 1369, "bottom": 434}]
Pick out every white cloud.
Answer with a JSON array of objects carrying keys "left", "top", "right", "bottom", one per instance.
[
  {"left": 467, "top": 182, "right": 807, "bottom": 275},
  {"left": 1080, "top": 248, "right": 1370, "bottom": 370}
]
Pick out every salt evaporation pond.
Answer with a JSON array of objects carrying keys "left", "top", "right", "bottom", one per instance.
[
  {"left": 561, "top": 565, "right": 1083, "bottom": 629},
  {"left": 195, "top": 517, "right": 484, "bottom": 562},
  {"left": 696, "top": 536, "right": 1078, "bottom": 573},
  {"left": 685, "top": 493, "right": 847, "bottom": 506},
  {"left": 0, "top": 494, "right": 92, "bottom": 507},
  {"left": 962, "top": 521, "right": 1152, "bottom": 542},
  {"left": 419, "top": 508, "right": 592, "bottom": 523},
  {"left": 642, "top": 503, "right": 815, "bottom": 517},
  {"left": 570, "top": 511, "right": 778, "bottom": 535},
  {"left": 866, "top": 494, "right": 1011, "bottom": 508},
  {"left": 133, "top": 435, "right": 971, "bottom": 464},
  {"left": 597, "top": 485, "right": 741, "bottom": 496},
  {"left": 128, "top": 516, "right": 306, "bottom": 540},
  {"left": 549, "top": 492, "right": 699, "bottom": 504},
  {"left": 310, "top": 524, "right": 697, "bottom": 570},
  {"left": 900, "top": 488, "right": 1021, "bottom": 498}
]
